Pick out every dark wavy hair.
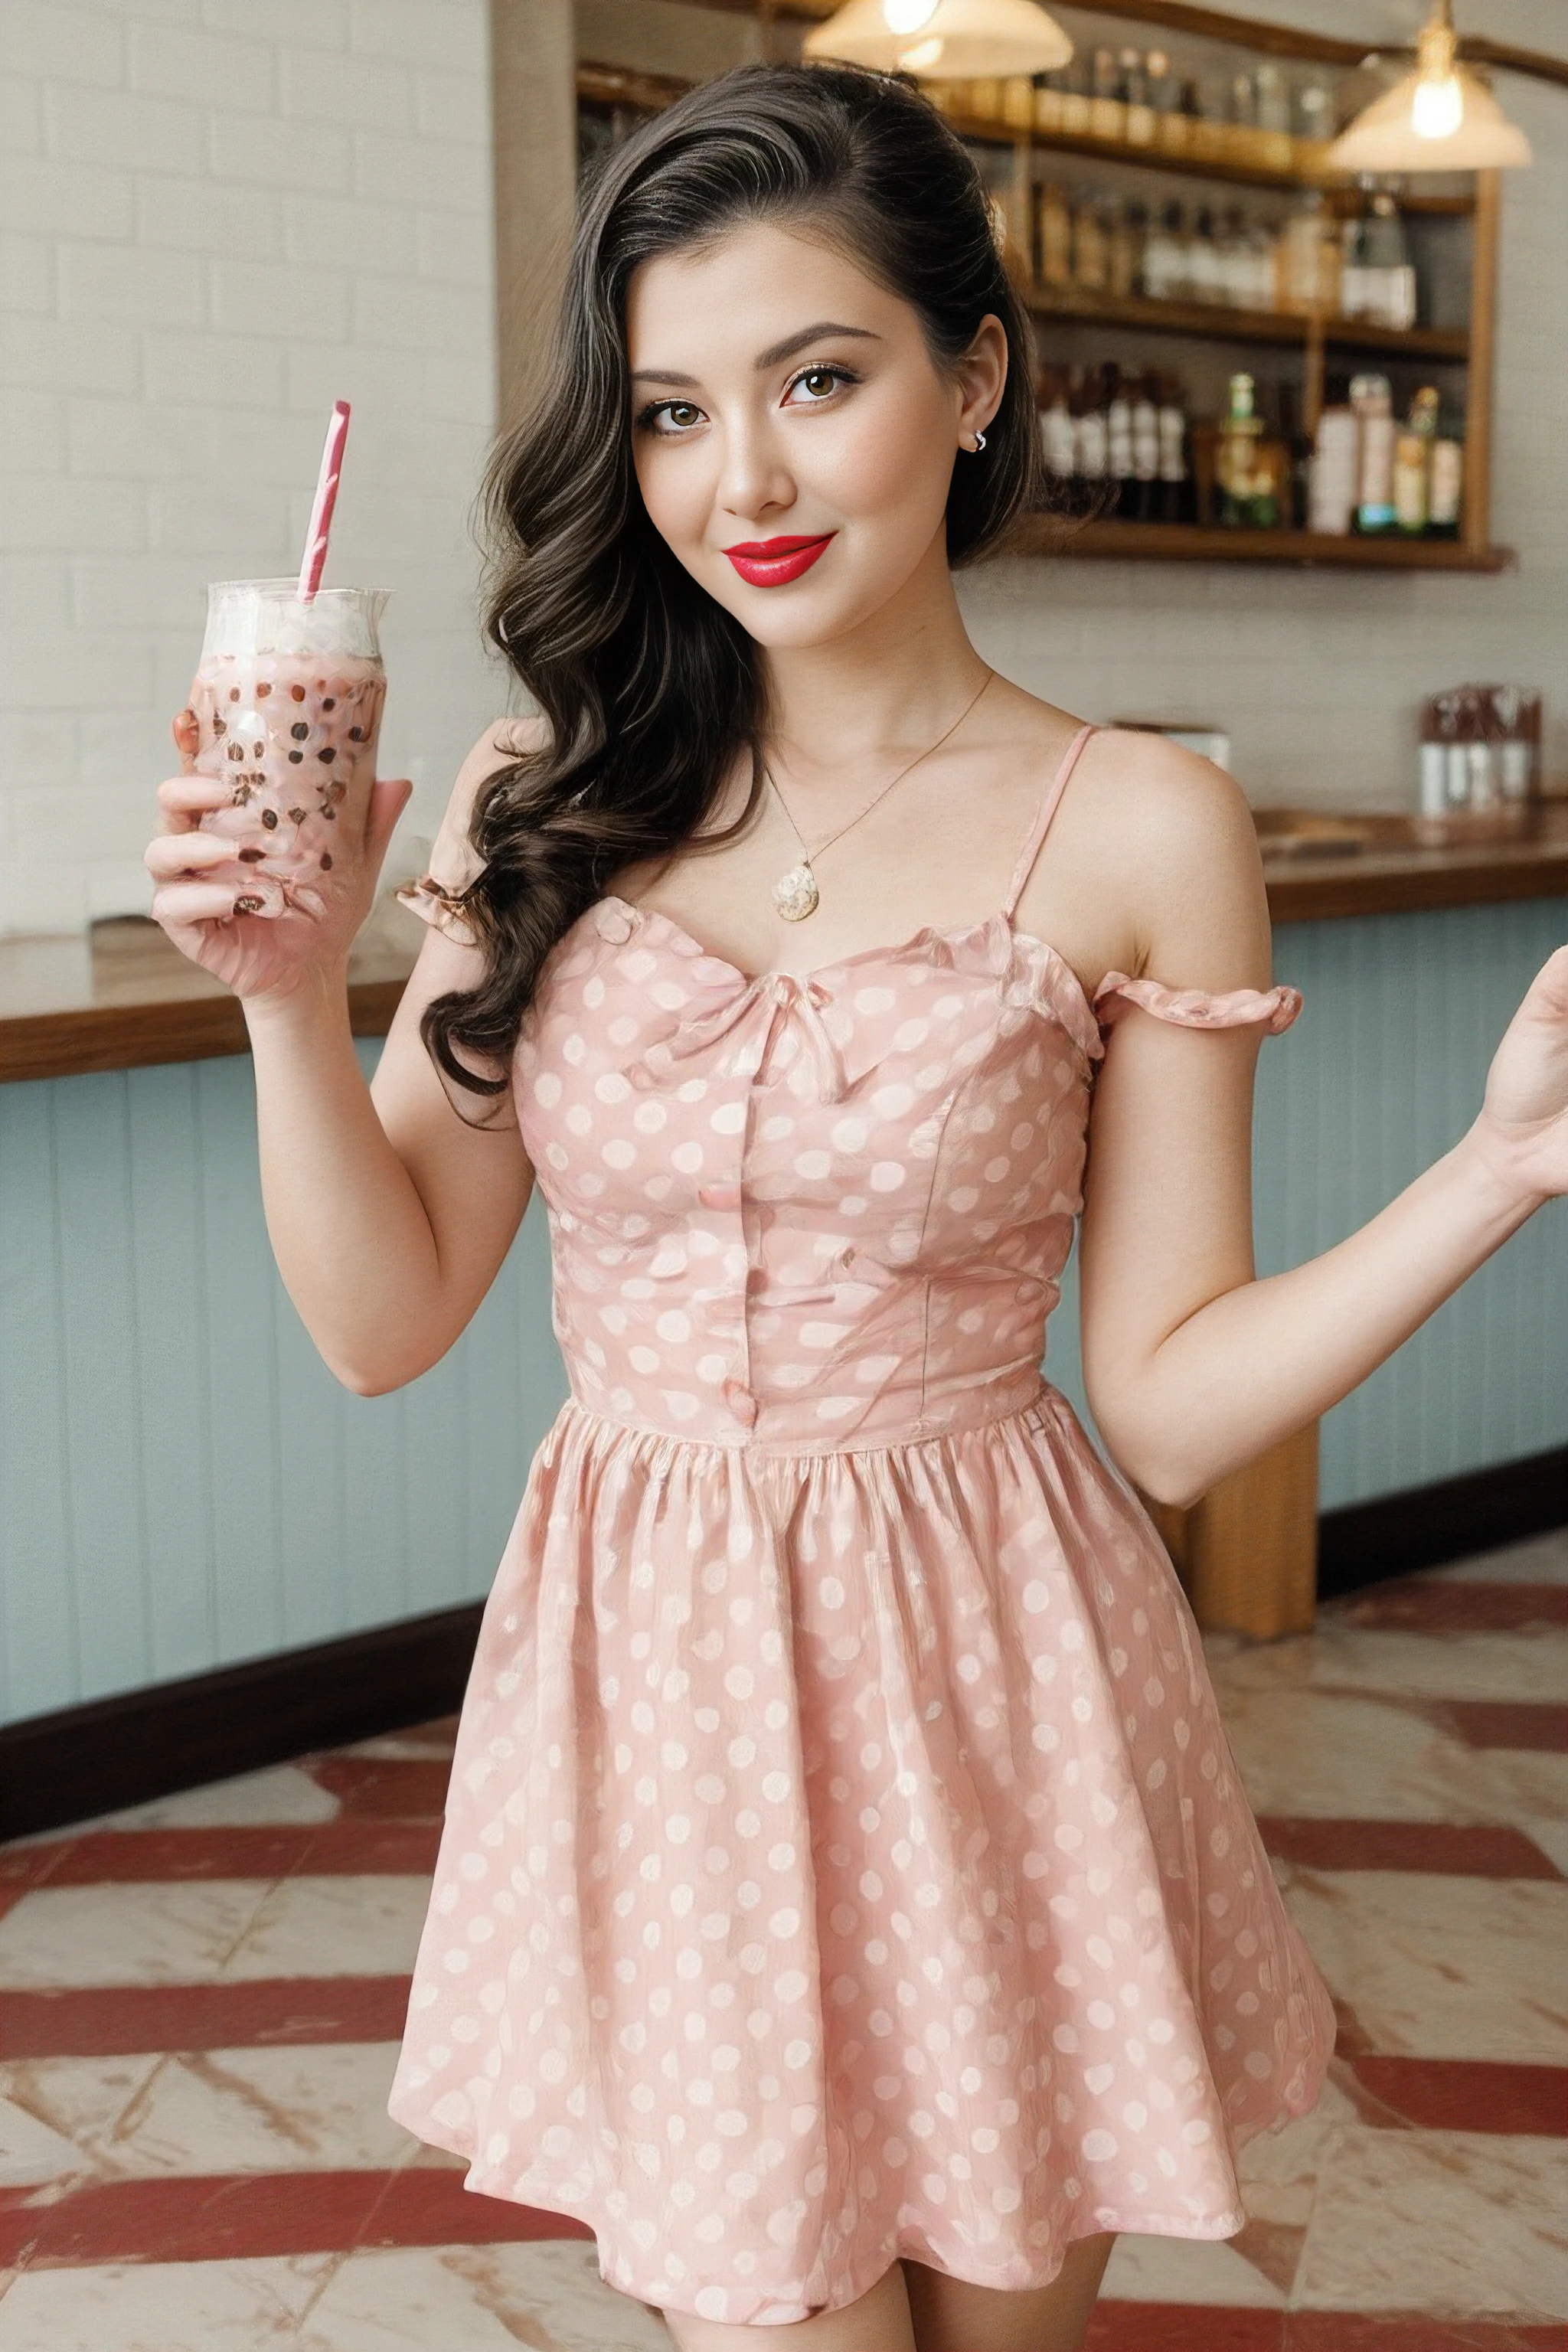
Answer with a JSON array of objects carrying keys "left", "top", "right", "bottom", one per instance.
[{"left": 420, "top": 57, "right": 1045, "bottom": 1109}]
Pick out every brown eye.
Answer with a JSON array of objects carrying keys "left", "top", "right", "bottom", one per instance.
[{"left": 800, "top": 369, "right": 837, "bottom": 398}]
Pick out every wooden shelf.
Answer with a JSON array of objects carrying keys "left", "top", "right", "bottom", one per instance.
[
  {"left": 1026, "top": 285, "right": 1469, "bottom": 361},
  {"left": 936, "top": 100, "right": 1475, "bottom": 211},
  {"left": 1026, "top": 518, "right": 1514, "bottom": 570}
]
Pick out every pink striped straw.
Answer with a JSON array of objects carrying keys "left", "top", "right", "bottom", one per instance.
[{"left": 296, "top": 400, "right": 351, "bottom": 603}]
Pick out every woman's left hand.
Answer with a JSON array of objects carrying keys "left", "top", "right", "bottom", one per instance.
[{"left": 1465, "top": 942, "right": 1568, "bottom": 1206}]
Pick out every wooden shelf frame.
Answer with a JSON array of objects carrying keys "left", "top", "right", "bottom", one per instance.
[
  {"left": 1022, "top": 518, "right": 1514, "bottom": 570},
  {"left": 1025, "top": 283, "right": 1469, "bottom": 362}
]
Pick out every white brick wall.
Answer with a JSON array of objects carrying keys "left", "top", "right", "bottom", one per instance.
[{"left": 0, "top": 0, "right": 499, "bottom": 935}]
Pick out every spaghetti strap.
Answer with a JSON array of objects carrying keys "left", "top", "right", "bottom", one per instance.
[{"left": 1001, "top": 722, "right": 1098, "bottom": 921}]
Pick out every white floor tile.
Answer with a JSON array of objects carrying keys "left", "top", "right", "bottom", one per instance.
[
  {"left": 293, "top": 2241, "right": 674, "bottom": 2350},
  {"left": 0, "top": 2254, "right": 335, "bottom": 2351},
  {"left": 1293, "top": 2127, "right": 1568, "bottom": 2315}
]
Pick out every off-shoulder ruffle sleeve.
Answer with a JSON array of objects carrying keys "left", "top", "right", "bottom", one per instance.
[
  {"left": 1092, "top": 970, "right": 1303, "bottom": 1036},
  {"left": 394, "top": 872, "right": 481, "bottom": 947}
]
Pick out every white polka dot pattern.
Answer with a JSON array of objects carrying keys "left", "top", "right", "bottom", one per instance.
[{"left": 386, "top": 887, "right": 1333, "bottom": 2328}]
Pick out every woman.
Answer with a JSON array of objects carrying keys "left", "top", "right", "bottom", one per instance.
[{"left": 145, "top": 61, "right": 1565, "bottom": 2352}]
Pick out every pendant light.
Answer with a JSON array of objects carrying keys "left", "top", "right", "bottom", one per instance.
[
  {"left": 802, "top": 0, "right": 1072, "bottom": 81},
  {"left": 1325, "top": 0, "right": 1532, "bottom": 175}
]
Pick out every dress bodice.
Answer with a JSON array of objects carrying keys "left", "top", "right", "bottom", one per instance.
[{"left": 400, "top": 726, "right": 1302, "bottom": 1455}]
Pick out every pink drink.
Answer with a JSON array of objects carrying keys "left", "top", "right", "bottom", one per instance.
[{"left": 186, "top": 579, "right": 388, "bottom": 919}]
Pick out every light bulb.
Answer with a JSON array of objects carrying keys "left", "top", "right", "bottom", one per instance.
[
  {"left": 881, "top": 0, "right": 939, "bottom": 33},
  {"left": 897, "top": 34, "right": 944, "bottom": 69},
  {"left": 1411, "top": 73, "right": 1464, "bottom": 139}
]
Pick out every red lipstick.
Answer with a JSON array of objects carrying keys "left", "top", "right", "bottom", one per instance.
[{"left": 724, "top": 532, "right": 836, "bottom": 586}]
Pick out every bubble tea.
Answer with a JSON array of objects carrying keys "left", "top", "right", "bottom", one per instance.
[{"left": 186, "top": 578, "right": 388, "bottom": 920}]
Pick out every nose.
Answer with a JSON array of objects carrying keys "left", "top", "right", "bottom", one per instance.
[{"left": 715, "top": 409, "right": 796, "bottom": 528}]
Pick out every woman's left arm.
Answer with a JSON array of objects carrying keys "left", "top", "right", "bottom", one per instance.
[{"left": 1076, "top": 742, "right": 1566, "bottom": 1511}]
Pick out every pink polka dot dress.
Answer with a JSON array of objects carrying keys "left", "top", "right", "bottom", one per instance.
[{"left": 387, "top": 724, "right": 1335, "bottom": 2327}]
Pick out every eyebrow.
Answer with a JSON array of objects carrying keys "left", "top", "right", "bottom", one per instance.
[{"left": 629, "top": 321, "right": 882, "bottom": 388}]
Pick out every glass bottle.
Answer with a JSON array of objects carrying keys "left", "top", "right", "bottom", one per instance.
[
  {"left": 1107, "top": 366, "right": 1137, "bottom": 517},
  {"left": 1217, "top": 371, "right": 1265, "bottom": 527},
  {"left": 1059, "top": 52, "right": 1091, "bottom": 136},
  {"left": 1089, "top": 48, "right": 1124, "bottom": 142},
  {"left": 1142, "top": 198, "right": 1185, "bottom": 302},
  {"left": 1073, "top": 189, "right": 1110, "bottom": 291},
  {"left": 1156, "top": 371, "right": 1190, "bottom": 523},
  {"left": 1036, "top": 181, "right": 1073, "bottom": 289},
  {"left": 1187, "top": 204, "right": 1223, "bottom": 305},
  {"left": 1034, "top": 68, "right": 1064, "bottom": 136},
  {"left": 1361, "top": 192, "right": 1416, "bottom": 330},
  {"left": 1120, "top": 47, "right": 1155, "bottom": 145},
  {"left": 1131, "top": 369, "right": 1161, "bottom": 520},
  {"left": 1351, "top": 372, "right": 1396, "bottom": 533},
  {"left": 1109, "top": 197, "right": 1145, "bottom": 298}
]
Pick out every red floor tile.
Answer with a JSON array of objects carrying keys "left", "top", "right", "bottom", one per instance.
[
  {"left": 8, "top": 1818, "right": 443, "bottom": 1886},
  {"left": 1088, "top": 2304, "right": 1283, "bottom": 2350},
  {"left": 304, "top": 1754, "right": 456, "bottom": 1818},
  {"left": 1331, "top": 1579, "right": 1568, "bottom": 1635},
  {"left": 0, "top": 2167, "right": 590, "bottom": 2268},
  {"left": 1436, "top": 1701, "right": 1568, "bottom": 1754},
  {"left": 1285, "top": 2318, "right": 1567, "bottom": 2350},
  {"left": 0, "top": 1975, "right": 414, "bottom": 2060},
  {"left": 1257, "top": 1818, "right": 1563, "bottom": 1880},
  {"left": 1350, "top": 2056, "right": 1568, "bottom": 2137}
]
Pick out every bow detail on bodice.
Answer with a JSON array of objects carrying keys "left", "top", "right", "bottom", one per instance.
[{"left": 629, "top": 968, "right": 851, "bottom": 1103}]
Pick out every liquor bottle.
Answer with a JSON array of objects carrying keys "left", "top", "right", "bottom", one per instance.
[
  {"left": 1428, "top": 433, "right": 1464, "bottom": 537},
  {"left": 1107, "top": 367, "right": 1138, "bottom": 518},
  {"left": 1034, "top": 69, "right": 1064, "bottom": 136},
  {"left": 1351, "top": 372, "right": 1396, "bottom": 533},
  {"left": 1036, "top": 181, "right": 1072, "bottom": 288},
  {"left": 1217, "top": 371, "right": 1267, "bottom": 527},
  {"left": 1109, "top": 198, "right": 1145, "bottom": 299},
  {"left": 1142, "top": 199, "right": 1186, "bottom": 302},
  {"left": 1039, "top": 364, "right": 1076, "bottom": 488},
  {"left": 1276, "top": 381, "right": 1312, "bottom": 530},
  {"left": 1072, "top": 190, "right": 1109, "bottom": 292},
  {"left": 1059, "top": 52, "right": 1091, "bottom": 136},
  {"left": 1187, "top": 205, "right": 1223, "bottom": 305},
  {"left": 1089, "top": 48, "right": 1124, "bottom": 142},
  {"left": 1156, "top": 372, "right": 1191, "bottom": 523},
  {"left": 1361, "top": 192, "right": 1416, "bottom": 330},
  {"left": 1131, "top": 370, "right": 1161, "bottom": 521},
  {"left": 1393, "top": 385, "right": 1441, "bottom": 533},
  {"left": 1119, "top": 47, "right": 1155, "bottom": 145},
  {"left": 1073, "top": 364, "right": 1112, "bottom": 503}
]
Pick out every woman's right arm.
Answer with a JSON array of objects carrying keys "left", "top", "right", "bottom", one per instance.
[{"left": 152, "top": 717, "right": 538, "bottom": 1396}]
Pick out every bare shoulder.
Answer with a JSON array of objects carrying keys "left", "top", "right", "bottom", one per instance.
[
  {"left": 1077, "top": 725, "right": 1272, "bottom": 988},
  {"left": 429, "top": 708, "right": 553, "bottom": 883}
]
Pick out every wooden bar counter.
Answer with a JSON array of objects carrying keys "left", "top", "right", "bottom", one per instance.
[{"left": 3, "top": 802, "right": 1566, "bottom": 1086}]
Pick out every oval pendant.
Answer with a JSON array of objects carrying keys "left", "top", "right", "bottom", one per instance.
[{"left": 773, "top": 862, "right": 820, "bottom": 923}]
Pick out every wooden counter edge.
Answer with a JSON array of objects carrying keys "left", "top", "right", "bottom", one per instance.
[
  {"left": 0, "top": 975, "right": 408, "bottom": 1086},
  {"left": 5, "top": 833, "right": 1566, "bottom": 1082}
]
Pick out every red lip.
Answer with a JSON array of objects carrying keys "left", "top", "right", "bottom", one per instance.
[{"left": 724, "top": 531, "right": 836, "bottom": 586}]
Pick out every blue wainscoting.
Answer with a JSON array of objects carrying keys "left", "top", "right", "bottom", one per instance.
[{"left": 2, "top": 897, "right": 1563, "bottom": 1730}]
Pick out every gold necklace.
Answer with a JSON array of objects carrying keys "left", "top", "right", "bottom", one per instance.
[{"left": 765, "top": 668, "right": 996, "bottom": 922}]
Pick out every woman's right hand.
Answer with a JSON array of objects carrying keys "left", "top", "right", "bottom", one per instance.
[{"left": 145, "top": 709, "right": 413, "bottom": 1008}]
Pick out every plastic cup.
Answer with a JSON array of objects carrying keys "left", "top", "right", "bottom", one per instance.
[{"left": 185, "top": 578, "right": 389, "bottom": 918}]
